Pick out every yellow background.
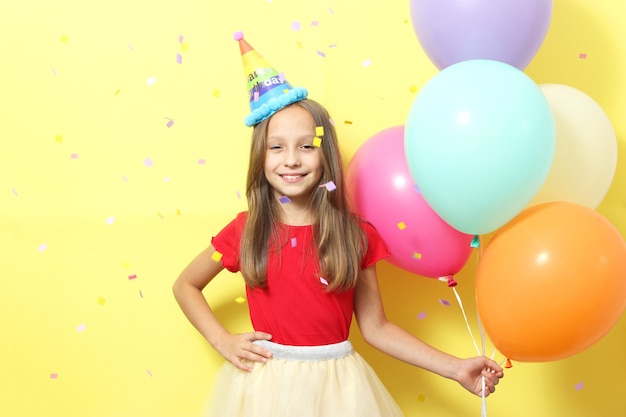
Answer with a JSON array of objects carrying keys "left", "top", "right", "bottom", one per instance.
[{"left": 1, "top": 1, "right": 625, "bottom": 416}]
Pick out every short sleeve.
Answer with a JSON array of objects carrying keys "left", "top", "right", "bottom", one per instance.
[
  {"left": 360, "top": 220, "right": 390, "bottom": 269},
  {"left": 211, "top": 212, "right": 247, "bottom": 273}
]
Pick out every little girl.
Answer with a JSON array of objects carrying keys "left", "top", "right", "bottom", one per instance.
[{"left": 173, "top": 97, "right": 503, "bottom": 416}]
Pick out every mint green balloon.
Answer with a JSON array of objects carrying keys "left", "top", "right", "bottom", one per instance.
[{"left": 404, "top": 59, "right": 555, "bottom": 235}]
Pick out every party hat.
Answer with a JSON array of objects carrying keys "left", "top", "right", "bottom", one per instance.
[{"left": 234, "top": 31, "right": 308, "bottom": 127}]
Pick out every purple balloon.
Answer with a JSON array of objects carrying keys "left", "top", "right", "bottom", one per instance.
[{"left": 410, "top": 0, "right": 553, "bottom": 70}]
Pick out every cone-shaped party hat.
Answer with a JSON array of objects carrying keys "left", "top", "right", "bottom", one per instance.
[{"left": 234, "top": 31, "right": 308, "bottom": 127}]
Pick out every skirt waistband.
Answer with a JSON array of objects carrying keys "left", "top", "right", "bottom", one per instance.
[{"left": 253, "top": 340, "right": 354, "bottom": 361}]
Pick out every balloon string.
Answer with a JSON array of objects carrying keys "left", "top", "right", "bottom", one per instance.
[{"left": 452, "top": 287, "right": 481, "bottom": 356}]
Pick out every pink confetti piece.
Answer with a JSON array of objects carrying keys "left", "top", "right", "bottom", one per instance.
[
  {"left": 176, "top": 53, "right": 182, "bottom": 64},
  {"left": 579, "top": 53, "right": 587, "bottom": 59},
  {"left": 76, "top": 324, "right": 86, "bottom": 332},
  {"left": 292, "top": 21, "right": 301, "bottom": 31},
  {"left": 417, "top": 312, "right": 426, "bottom": 320},
  {"left": 51, "top": 68, "right": 58, "bottom": 76},
  {"left": 279, "top": 196, "right": 291, "bottom": 204},
  {"left": 439, "top": 299, "right": 451, "bottom": 306},
  {"left": 311, "top": 21, "right": 319, "bottom": 26},
  {"left": 362, "top": 58, "right": 372, "bottom": 67},
  {"left": 198, "top": 159, "right": 206, "bottom": 165},
  {"left": 38, "top": 243, "right": 47, "bottom": 252},
  {"left": 70, "top": 153, "right": 78, "bottom": 159},
  {"left": 178, "top": 34, "right": 184, "bottom": 44},
  {"left": 144, "top": 158, "right": 153, "bottom": 168},
  {"left": 575, "top": 382, "right": 584, "bottom": 390},
  {"left": 106, "top": 216, "right": 115, "bottom": 225},
  {"left": 317, "top": 50, "right": 326, "bottom": 58},
  {"left": 50, "top": 373, "right": 58, "bottom": 379},
  {"left": 166, "top": 119, "right": 175, "bottom": 128},
  {"left": 128, "top": 274, "right": 137, "bottom": 280},
  {"left": 320, "top": 277, "right": 329, "bottom": 286},
  {"left": 146, "top": 76, "right": 157, "bottom": 86},
  {"left": 236, "top": 190, "right": 241, "bottom": 199},
  {"left": 11, "top": 188, "right": 18, "bottom": 196},
  {"left": 291, "top": 237, "right": 297, "bottom": 247}
]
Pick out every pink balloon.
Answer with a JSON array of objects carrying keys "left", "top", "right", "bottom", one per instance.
[{"left": 346, "top": 126, "right": 474, "bottom": 279}]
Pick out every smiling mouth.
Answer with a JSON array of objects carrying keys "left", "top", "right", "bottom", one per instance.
[{"left": 280, "top": 174, "right": 306, "bottom": 182}]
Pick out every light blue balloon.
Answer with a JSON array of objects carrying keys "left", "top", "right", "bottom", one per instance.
[{"left": 404, "top": 59, "right": 555, "bottom": 235}]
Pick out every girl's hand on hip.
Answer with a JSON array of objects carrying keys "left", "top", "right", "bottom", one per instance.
[{"left": 213, "top": 331, "right": 273, "bottom": 372}]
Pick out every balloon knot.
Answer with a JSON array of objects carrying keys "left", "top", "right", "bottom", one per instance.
[
  {"left": 505, "top": 358, "right": 513, "bottom": 368},
  {"left": 447, "top": 275, "right": 458, "bottom": 287}
]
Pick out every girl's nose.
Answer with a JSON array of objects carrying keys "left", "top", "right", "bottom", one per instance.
[{"left": 284, "top": 149, "right": 301, "bottom": 167}]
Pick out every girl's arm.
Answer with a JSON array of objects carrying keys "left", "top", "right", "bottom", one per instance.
[
  {"left": 172, "top": 245, "right": 272, "bottom": 371},
  {"left": 353, "top": 264, "right": 503, "bottom": 396}
]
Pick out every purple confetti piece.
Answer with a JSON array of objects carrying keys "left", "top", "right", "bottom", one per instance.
[
  {"left": 279, "top": 196, "right": 291, "bottom": 204},
  {"left": 328, "top": 43, "right": 337, "bottom": 48},
  {"left": 176, "top": 53, "right": 182, "bottom": 64},
  {"left": 417, "top": 312, "right": 427, "bottom": 320},
  {"left": 76, "top": 324, "right": 86, "bottom": 332},
  {"left": 317, "top": 50, "right": 326, "bottom": 58},
  {"left": 144, "top": 158, "right": 153, "bottom": 168},
  {"left": 292, "top": 21, "right": 301, "bottom": 31},
  {"left": 38, "top": 243, "right": 47, "bottom": 252},
  {"left": 106, "top": 216, "right": 115, "bottom": 225},
  {"left": 51, "top": 68, "right": 58, "bottom": 76},
  {"left": 413, "top": 184, "right": 421, "bottom": 193},
  {"left": 575, "top": 382, "right": 584, "bottom": 390},
  {"left": 166, "top": 119, "right": 174, "bottom": 128},
  {"left": 291, "top": 237, "right": 297, "bottom": 247},
  {"left": 439, "top": 299, "right": 450, "bottom": 306},
  {"left": 324, "top": 181, "right": 336, "bottom": 191}
]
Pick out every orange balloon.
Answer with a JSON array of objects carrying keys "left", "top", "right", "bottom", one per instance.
[{"left": 476, "top": 202, "right": 626, "bottom": 362}]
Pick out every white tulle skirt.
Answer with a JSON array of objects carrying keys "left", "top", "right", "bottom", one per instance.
[{"left": 202, "top": 340, "right": 404, "bottom": 417}]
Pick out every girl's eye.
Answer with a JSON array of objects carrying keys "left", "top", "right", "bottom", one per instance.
[{"left": 301, "top": 144, "right": 314, "bottom": 150}]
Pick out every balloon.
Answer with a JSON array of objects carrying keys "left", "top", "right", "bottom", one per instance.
[
  {"left": 528, "top": 84, "right": 618, "bottom": 209},
  {"left": 346, "top": 126, "right": 474, "bottom": 279},
  {"left": 410, "top": 0, "right": 553, "bottom": 70},
  {"left": 476, "top": 202, "right": 626, "bottom": 362},
  {"left": 405, "top": 59, "right": 555, "bottom": 235}
]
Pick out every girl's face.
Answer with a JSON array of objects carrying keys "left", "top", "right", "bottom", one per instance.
[{"left": 264, "top": 105, "right": 323, "bottom": 206}]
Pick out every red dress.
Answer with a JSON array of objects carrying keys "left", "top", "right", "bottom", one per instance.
[{"left": 211, "top": 211, "right": 390, "bottom": 346}]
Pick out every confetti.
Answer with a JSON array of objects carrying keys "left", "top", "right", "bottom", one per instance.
[
  {"left": 70, "top": 153, "right": 78, "bottom": 159},
  {"left": 144, "top": 158, "right": 153, "bottom": 168},
  {"left": 362, "top": 58, "right": 372, "bottom": 68},
  {"left": 114, "top": 89, "right": 121, "bottom": 95},
  {"left": 60, "top": 34, "right": 68, "bottom": 43},
  {"left": 317, "top": 50, "right": 326, "bottom": 58},
  {"left": 55, "top": 135, "right": 63, "bottom": 143},
  {"left": 320, "top": 277, "right": 329, "bottom": 286},
  {"left": 292, "top": 21, "right": 301, "bottom": 31},
  {"left": 409, "top": 85, "right": 418, "bottom": 93},
  {"left": 417, "top": 312, "right": 426, "bottom": 320},
  {"left": 575, "top": 382, "right": 584, "bottom": 390},
  {"left": 279, "top": 196, "right": 291, "bottom": 204},
  {"left": 413, "top": 252, "right": 422, "bottom": 259},
  {"left": 315, "top": 126, "right": 324, "bottom": 136},
  {"left": 38, "top": 243, "right": 47, "bottom": 252},
  {"left": 413, "top": 184, "right": 421, "bottom": 193},
  {"left": 344, "top": 120, "right": 353, "bottom": 125},
  {"left": 296, "top": 41, "right": 304, "bottom": 49},
  {"left": 417, "top": 394, "right": 426, "bottom": 402},
  {"left": 122, "top": 175, "right": 129, "bottom": 183},
  {"left": 397, "top": 222, "right": 406, "bottom": 230},
  {"left": 11, "top": 188, "right": 18, "bottom": 196},
  {"left": 311, "top": 21, "right": 319, "bottom": 26},
  {"left": 319, "top": 181, "right": 336, "bottom": 191},
  {"left": 291, "top": 237, "right": 297, "bottom": 247},
  {"left": 166, "top": 118, "right": 175, "bottom": 128},
  {"left": 106, "top": 216, "right": 115, "bottom": 225},
  {"left": 146, "top": 369, "right": 153, "bottom": 377},
  {"left": 156, "top": 212, "right": 164, "bottom": 219},
  {"left": 313, "top": 137, "right": 322, "bottom": 147},
  {"left": 235, "top": 296, "right": 246, "bottom": 304},
  {"left": 50, "top": 373, "right": 58, "bottom": 379},
  {"left": 76, "top": 324, "right": 86, "bottom": 332},
  {"left": 128, "top": 274, "right": 137, "bottom": 280},
  {"left": 176, "top": 53, "right": 182, "bottom": 64},
  {"left": 198, "top": 159, "right": 206, "bottom": 165},
  {"left": 439, "top": 299, "right": 450, "bottom": 306},
  {"left": 98, "top": 297, "right": 106, "bottom": 306},
  {"left": 579, "top": 53, "right": 587, "bottom": 59},
  {"left": 163, "top": 177, "right": 171, "bottom": 183},
  {"left": 212, "top": 89, "right": 221, "bottom": 98},
  {"left": 236, "top": 191, "right": 241, "bottom": 199},
  {"left": 128, "top": 43, "right": 135, "bottom": 51},
  {"left": 211, "top": 251, "right": 223, "bottom": 262},
  {"left": 121, "top": 261, "right": 131, "bottom": 268},
  {"left": 139, "top": 290, "right": 144, "bottom": 298},
  {"left": 178, "top": 34, "right": 184, "bottom": 43},
  {"left": 146, "top": 76, "right": 157, "bottom": 86},
  {"left": 176, "top": 209, "right": 181, "bottom": 216},
  {"left": 181, "top": 43, "right": 189, "bottom": 52}
]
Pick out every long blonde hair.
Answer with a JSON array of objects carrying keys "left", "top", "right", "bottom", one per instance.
[{"left": 239, "top": 99, "right": 366, "bottom": 291}]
